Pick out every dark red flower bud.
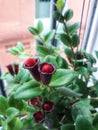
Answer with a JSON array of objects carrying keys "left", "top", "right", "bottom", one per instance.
[
  {"left": 29, "top": 96, "right": 42, "bottom": 107},
  {"left": 14, "top": 64, "right": 19, "bottom": 75},
  {"left": 33, "top": 111, "right": 45, "bottom": 123},
  {"left": 6, "top": 64, "right": 14, "bottom": 76},
  {"left": 23, "top": 58, "right": 40, "bottom": 81},
  {"left": 42, "top": 100, "right": 54, "bottom": 113},
  {"left": 39, "top": 63, "right": 56, "bottom": 85}
]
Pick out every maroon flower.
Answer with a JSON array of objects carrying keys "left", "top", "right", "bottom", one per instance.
[
  {"left": 29, "top": 96, "right": 42, "bottom": 107},
  {"left": 23, "top": 58, "right": 40, "bottom": 81},
  {"left": 39, "top": 63, "right": 56, "bottom": 85},
  {"left": 6, "top": 64, "right": 14, "bottom": 76},
  {"left": 33, "top": 111, "right": 45, "bottom": 123},
  {"left": 42, "top": 100, "right": 54, "bottom": 113},
  {"left": 14, "top": 64, "right": 19, "bottom": 75}
]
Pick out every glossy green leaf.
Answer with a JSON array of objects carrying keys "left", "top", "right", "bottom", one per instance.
[
  {"left": 64, "top": 47, "right": 73, "bottom": 58},
  {"left": 8, "top": 118, "right": 23, "bottom": 130},
  {"left": 11, "top": 118, "right": 23, "bottom": 130},
  {"left": 28, "top": 26, "right": 39, "bottom": 35},
  {"left": 75, "top": 115, "right": 95, "bottom": 130},
  {"left": 60, "top": 34, "right": 72, "bottom": 46},
  {"left": 16, "top": 42, "right": 24, "bottom": 52},
  {"left": 56, "top": 55, "right": 68, "bottom": 69},
  {"left": 8, "top": 93, "right": 26, "bottom": 112},
  {"left": 55, "top": 0, "right": 65, "bottom": 11},
  {"left": 43, "top": 55, "right": 58, "bottom": 68},
  {"left": 1, "top": 120, "right": 7, "bottom": 130},
  {"left": 76, "top": 67, "right": 88, "bottom": 76},
  {"left": 16, "top": 68, "right": 30, "bottom": 83},
  {"left": 36, "top": 20, "right": 44, "bottom": 34},
  {"left": 36, "top": 45, "right": 49, "bottom": 57},
  {"left": 15, "top": 80, "right": 40, "bottom": 95},
  {"left": 57, "top": 87, "right": 82, "bottom": 97},
  {"left": 64, "top": 9, "right": 73, "bottom": 21},
  {"left": 94, "top": 81, "right": 98, "bottom": 96},
  {"left": 67, "top": 23, "right": 80, "bottom": 35},
  {"left": 8, "top": 47, "right": 20, "bottom": 55},
  {"left": 44, "top": 30, "right": 55, "bottom": 43},
  {"left": 15, "top": 87, "right": 42, "bottom": 99},
  {"left": 72, "top": 101, "right": 93, "bottom": 123},
  {"left": 61, "top": 124, "right": 75, "bottom": 130},
  {"left": 93, "top": 113, "right": 98, "bottom": 130},
  {"left": 0, "top": 96, "right": 9, "bottom": 115},
  {"left": 54, "top": 11, "right": 64, "bottom": 22},
  {"left": 6, "top": 107, "right": 19, "bottom": 122},
  {"left": 18, "top": 53, "right": 29, "bottom": 59},
  {"left": 49, "top": 69, "right": 77, "bottom": 87},
  {"left": 72, "top": 33, "right": 80, "bottom": 47}
]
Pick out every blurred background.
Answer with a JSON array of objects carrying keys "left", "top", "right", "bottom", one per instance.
[{"left": 0, "top": 0, "right": 97, "bottom": 72}]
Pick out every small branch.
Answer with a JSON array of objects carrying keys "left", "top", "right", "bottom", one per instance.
[
  {"left": 63, "top": 21, "right": 69, "bottom": 34},
  {"left": 38, "top": 35, "right": 46, "bottom": 46}
]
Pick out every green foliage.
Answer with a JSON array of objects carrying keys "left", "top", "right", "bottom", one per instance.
[
  {"left": 50, "top": 69, "right": 77, "bottom": 87},
  {"left": 75, "top": 115, "right": 95, "bottom": 130},
  {"left": 55, "top": 0, "right": 65, "bottom": 11},
  {"left": 64, "top": 9, "right": 73, "bottom": 21},
  {"left": 60, "top": 33, "right": 72, "bottom": 47},
  {"left": 0, "top": 0, "right": 98, "bottom": 129}
]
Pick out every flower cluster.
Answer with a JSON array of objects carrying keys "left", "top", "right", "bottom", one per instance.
[
  {"left": 23, "top": 58, "right": 56, "bottom": 85},
  {"left": 29, "top": 96, "right": 54, "bottom": 123},
  {"left": 6, "top": 63, "right": 19, "bottom": 76}
]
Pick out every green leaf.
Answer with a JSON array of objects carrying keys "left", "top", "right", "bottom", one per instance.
[
  {"left": 54, "top": 11, "right": 64, "bottom": 22},
  {"left": 14, "top": 80, "right": 41, "bottom": 99},
  {"left": 43, "top": 55, "right": 58, "bottom": 68},
  {"left": 57, "top": 87, "right": 82, "bottom": 97},
  {"left": 93, "top": 113, "right": 98, "bottom": 130},
  {"left": 56, "top": 55, "right": 68, "bottom": 69},
  {"left": 44, "top": 30, "right": 55, "bottom": 43},
  {"left": 8, "top": 47, "right": 20, "bottom": 55},
  {"left": 60, "top": 33, "right": 72, "bottom": 46},
  {"left": 11, "top": 118, "right": 23, "bottom": 130},
  {"left": 64, "top": 47, "right": 73, "bottom": 58},
  {"left": 15, "top": 80, "right": 40, "bottom": 95},
  {"left": 75, "top": 115, "right": 95, "bottom": 130},
  {"left": 1, "top": 120, "right": 7, "bottom": 130},
  {"left": 36, "top": 45, "right": 49, "bottom": 57},
  {"left": 76, "top": 78, "right": 88, "bottom": 97},
  {"left": 8, "top": 118, "right": 23, "bottom": 130},
  {"left": 61, "top": 124, "right": 75, "bottom": 130},
  {"left": 15, "top": 87, "right": 42, "bottom": 99},
  {"left": 16, "top": 68, "right": 30, "bottom": 83},
  {"left": 67, "top": 23, "right": 80, "bottom": 35},
  {"left": 28, "top": 26, "right": 39, "bottom": 35},
  {"left": 49, "top": 69, "right": 77, "bottom": 87},
  {"left": 6, "top": 107, "right": 19, "bottom": 122},
  {"left": 36, "top": 20, "right": 44, "bottom": 34},
  {"left": 76, "top": 67, "right": 88, "bottom": 76},
  {"left": 72, "top": 101, "right": 93, "bottom": 123},
  {"left": 0, "top": 96, "right": 9, "bottom": 115},
  {"left": 8, "top": 93, "right": 26, "bottom": 112},
  {"left": 16, "top": 42, "right": 24, "bottom": 52},
  {"left": 64, "top": 9, "right": 73, "bottom": 21},
  {"left": 18, "top": 53, "right": 29, "bottom": 59},
  {"left": 72, "top": 33, "right": 80, "bottom": 47},
  {"left": 55, "top": 0, "right": 65, "bottom": 11},
  {"left": 94, "top": 81, "right": 98, "bottom": 96}
]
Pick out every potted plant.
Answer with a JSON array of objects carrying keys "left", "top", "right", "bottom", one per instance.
[{"left": 0, "top": 0, "right": 98, "bottom": 130}]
